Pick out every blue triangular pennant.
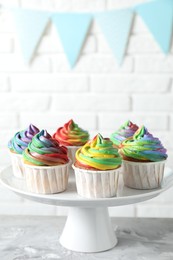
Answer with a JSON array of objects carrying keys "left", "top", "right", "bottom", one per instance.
[
  {"left": 95, "top": 10, "right": 134, "bottom": 64},
  {"left": 135, "top": 0, "right": 173, "bottom": 53},
  {"left": 52, "top": 13, "right": 92, "bottom": 67},
  {"left": 12, "top": 9, "right": 50, "bottom": 63}
]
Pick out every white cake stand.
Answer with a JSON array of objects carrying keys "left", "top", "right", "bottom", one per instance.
[{"left": 1, "top": 166, "right": 173, "bottom": 253}]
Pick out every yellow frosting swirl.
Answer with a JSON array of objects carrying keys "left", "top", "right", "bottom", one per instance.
[{"left": 75, "top": 134, "right": 122, "bottom": 170}]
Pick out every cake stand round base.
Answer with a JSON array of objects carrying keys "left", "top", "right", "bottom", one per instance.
[
  {"left": 1, "top": 166, "right": 173, "bottom": 253},
  {"left": 59, "top": 207, "right": 117, "bottom": 253}
]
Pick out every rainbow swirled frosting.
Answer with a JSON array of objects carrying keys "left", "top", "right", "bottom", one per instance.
[
  {"left": 75, "top": 134, "right": 122, "bottom": 170},
  {"left": 110, "top": 120, "right": 138, "bottom": 147},
  {"left": 8, "top": 124, "right": 39, "bottom": 154},
  {"left": 53, "top": 119, "right": 89, "bottom": 146},
  {"left": 119, "top": 126, "right": 168, "bottom": 162},
  {"left": 23, "top": 130, "right": 69, "bottom": 166}
]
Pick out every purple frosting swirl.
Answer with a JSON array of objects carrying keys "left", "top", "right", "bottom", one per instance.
[
  {"left": 8, "top": 124, "right": 40, "bottom": 154},
  {"left": 110, "top": 120, "right": 139, "bottom": 147}
]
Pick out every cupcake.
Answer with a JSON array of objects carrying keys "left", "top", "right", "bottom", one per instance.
[
  {"left": 110, "top": 120, "right": 138, "bottom": 148},
  {"left": 73, "top": 134, "right": 122, "bottom": 198},
  {"left": 8, "top": 124, "right": 39, "bottom": 178},
  {"left": 52, "top": 119, "right": 89, "bottom": 165},
  {"left": 119, "top": 126, "right": 168, "bottom": 189},
  {"left": 23, "top": 130, "right": 70, "bottom": 194}
]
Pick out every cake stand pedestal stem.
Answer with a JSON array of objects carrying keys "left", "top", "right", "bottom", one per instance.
[{"left": 59, "top": 206, "right": 117, "bottom": 252}]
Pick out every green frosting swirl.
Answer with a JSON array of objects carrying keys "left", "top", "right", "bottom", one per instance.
[
  {"left": 23, "top": 130, "right": 69, "bottom": 166},
  {"left": 119, "top": 126, "right": 167, "bottom": 162}
]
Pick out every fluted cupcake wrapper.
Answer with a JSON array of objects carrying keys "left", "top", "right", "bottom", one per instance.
[
  {"left": 9, "top": 151, "right": 24, "bottom": 178},
  {"left": 66, "top": 146, "right": 81, "bottom": 167},
  {"left": 72, "top": 165, "right": 120, "bottom": 198},
  {"left": 122, "top": 160, "right": 166, "bottom": 190},
  {"left": 24, "top": 161, "right": 71, "bottom": 194}
]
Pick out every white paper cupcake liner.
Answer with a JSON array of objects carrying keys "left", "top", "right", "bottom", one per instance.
[
  {"left": 72, "top": 165, "right": 120, "bottom": 198},
  {"left": 66, "top": 146, "right": 81, "bottom": 166},
  {"left": 122, "top": 160, "right": 166, "bottom": 189},
  {"left": 24, "top": 161, "right": 70, "bottom": 194},
  {"left": 9, "top": 151, "right": 24, "bottom": 178}
]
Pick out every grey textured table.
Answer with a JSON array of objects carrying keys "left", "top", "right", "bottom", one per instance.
[{"left": 0, "top": 216, "right": 173, "bottom": 260}]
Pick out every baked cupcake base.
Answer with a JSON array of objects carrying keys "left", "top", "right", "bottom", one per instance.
[
  {"left": 24, "top": 161, "right": 70, "bottom": 194},
  {"left": 72, "top": 165, "right": 120, "bottom": 198},
  {"left": 9, "top": 151, "right": 24, "bottom": 178},
  {"left": 122, "top": 160, "right": 166, "bottom": 189}
]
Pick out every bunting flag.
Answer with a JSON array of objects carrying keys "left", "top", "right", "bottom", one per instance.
[
  {"left": 95, "top": 10, "right": 134, "bottom": 64},
  {"left": 5, "top": 0, "right": 173, "bottom": 67},
  {"left": 135, "top": 0, "right": 173, "bottom": 53},
  {"left": 52, "top": 13, "right": 92, "bottom": 67},
  {"left": 12, "top": 9, "right": 50, "bottom": 63}
]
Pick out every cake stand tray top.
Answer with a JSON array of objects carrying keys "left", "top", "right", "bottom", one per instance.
[{"left": 0, "top": 166, "right": 173, "bottom": 208}]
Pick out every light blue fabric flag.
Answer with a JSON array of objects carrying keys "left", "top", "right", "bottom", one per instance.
[
  {"left": 12, "top": 9, "right": 50, "bottom": 63},
  {"left": 95, "top": 10, "right": 134, "bottom": 64},
  {"left": 52, "top": 13, "right": 92, "bottom": 67},
  {"left": 135, "top": 0, "right": 173, "bottom": 53}
]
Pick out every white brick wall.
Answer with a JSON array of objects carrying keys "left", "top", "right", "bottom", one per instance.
[{"left": 0, "top": 0, "right": 173, "bottom": 218}]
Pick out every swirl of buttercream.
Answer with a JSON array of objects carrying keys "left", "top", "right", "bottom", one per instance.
[
  {"left": 8, "top": 124, "right": 40, "bottom": 154},
  {"left": 75, "top": 134, "right": 122, "bottom": 170},
  {"left": 119, "top": 126, "right": 167, "bottom": 162},
  {"left": 23, "top": 130, "right": 69, "bottom": 166},
  {"left": 53, "top": 119, "right": 89, "bottom": 146},
  {"left": 110, "top": 120, "right": 138, "bottom": 147}
]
